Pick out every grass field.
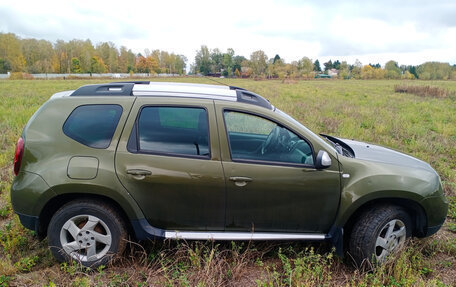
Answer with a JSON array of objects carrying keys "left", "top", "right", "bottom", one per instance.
[{"left": 0, "top": 78, "right": 455, "bottom": 286}]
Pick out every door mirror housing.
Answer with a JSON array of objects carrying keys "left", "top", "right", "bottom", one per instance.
[{"left": 315, "top": 150, "right": 331, "bottom": 169}]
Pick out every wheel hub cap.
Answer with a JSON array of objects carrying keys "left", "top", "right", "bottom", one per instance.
[
  {"left": 375, "top": 219, "right": 406, "bottom": 263},
  {"left": 60, "top": 215, "right": 112, "bottom": 262}
]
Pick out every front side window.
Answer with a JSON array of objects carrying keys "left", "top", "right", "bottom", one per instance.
[
  {"left": 136, "top": 106, "right": 209, "bottom": 157},
  {"left": 63, "top": 104, "right": 122, "bottom": 149},
  {"left": 224, "top": 111, "right": 314, "bottom": 165}
]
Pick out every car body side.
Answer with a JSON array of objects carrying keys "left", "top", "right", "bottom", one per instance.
[{"left": 11, "top": 93, "right": 447, "bottom": 243}]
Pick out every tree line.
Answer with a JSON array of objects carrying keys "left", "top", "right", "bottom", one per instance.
[
  {"left": 192, "top": 45, "right": 456, "bottom": 80},
  {"left": 1, "top": 33, "right": 455, "bottom": 80},
  {"left": 0, "top": 33, "right": 187, "bottom": 75}
]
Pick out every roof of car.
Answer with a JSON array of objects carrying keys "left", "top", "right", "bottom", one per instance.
[{"left": 63, "top": 81, "right": 272, "bottom": 109}]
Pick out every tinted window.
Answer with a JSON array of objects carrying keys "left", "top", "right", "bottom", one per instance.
[
  {"left": 224, "top": 111, "right": 313, "bottom": 165},
  {"left": 63, "top": 105, "right": 122, "bottom": 149},
  {"left": 137, "top": 107, "right": 209, "bottom": 157}
]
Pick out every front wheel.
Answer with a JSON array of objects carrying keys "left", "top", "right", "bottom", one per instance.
[
  {"left": 348, "top": 205, "right": 412, "bottom": 267},
  {"left": 48, "top": 200, "right": 127, "bottom": 267}
]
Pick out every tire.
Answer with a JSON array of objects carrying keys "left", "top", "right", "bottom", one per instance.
[
  {"left": 348, "top": 205, "right": 412, "bottom": 268},
  {"left": 47, "top": 199, "right": 127, "bottom": 267}
]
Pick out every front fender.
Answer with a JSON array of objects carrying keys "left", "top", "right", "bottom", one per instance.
[
  {"left": 334, "top": 189, "right": 425, "bottom": 227},
  {"left": 334, "top": 156, "right": 440, "bottom": 227}
]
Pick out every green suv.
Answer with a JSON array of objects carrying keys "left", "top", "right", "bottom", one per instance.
[{"left": 11, "top": 81, "right": 448, "bottom": 267}]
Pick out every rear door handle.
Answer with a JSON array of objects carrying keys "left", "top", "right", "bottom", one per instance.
[
  {"left": 229, "top": 176, "right": 252, "bottom": 187},
  {"left": 126, "top": 169, "right": 151, "bottom": 180}
]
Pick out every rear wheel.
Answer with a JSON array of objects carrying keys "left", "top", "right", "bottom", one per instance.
[
  {"left": 348, "top": 205, "right": 412, "bottom": 268},
  {"left": 48, "top": 200, "right": 127, "bottom": 267}
]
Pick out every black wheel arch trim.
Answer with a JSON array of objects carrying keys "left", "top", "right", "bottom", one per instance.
[{"left": 340, "top": 197, "right": 428, "bottom": 240}]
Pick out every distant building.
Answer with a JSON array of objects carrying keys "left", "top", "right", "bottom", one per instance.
[
  {"left": 328, "top": 69, "right": 339, "bottom": 77},
  {"left": 315, "top": 73, "right": 331, "bottom": 79}
]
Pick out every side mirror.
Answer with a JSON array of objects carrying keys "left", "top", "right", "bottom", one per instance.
[{"left": 315, "top": 150, "right": 331, "bottom": 169}]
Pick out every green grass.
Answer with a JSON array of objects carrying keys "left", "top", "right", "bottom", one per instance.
[{"left": 0, "top": 78, "right": 455, "bottom": 286}]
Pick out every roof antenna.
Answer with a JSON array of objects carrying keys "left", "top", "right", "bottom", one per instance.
[
  {"left": 202, "top": 75, "right": 246, "bottom": 91},
  {"left": 203, "top": 75, "right": 229, "bottom": 86}
]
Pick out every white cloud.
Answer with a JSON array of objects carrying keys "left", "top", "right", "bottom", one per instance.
[{"left": 0, "top": 0, "right": 455, "bottom": 66}]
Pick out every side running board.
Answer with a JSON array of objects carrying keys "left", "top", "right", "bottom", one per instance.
[
  {"left": 164, "top": 231, "right": 326, "bottom": 241},
  {"left": 130, "top": 219, "right": 328, "bottom": 241}
]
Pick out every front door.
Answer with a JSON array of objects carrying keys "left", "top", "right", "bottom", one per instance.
[
  {"left": 217, "top": 107, "right": 341, "bottom": 233},
  {"left": 115, "top": 98, "right": 225, "bottom": 231}
]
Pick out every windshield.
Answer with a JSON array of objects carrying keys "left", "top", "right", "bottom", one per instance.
[{"left": 274, "top": 109, "right": 338, "bottom": 154}]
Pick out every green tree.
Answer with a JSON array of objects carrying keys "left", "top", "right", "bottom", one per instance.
[
  {"left": 407, "top": 66, "right": 418, "bottom": 78},
  {"left": 402, "top": 70, "right": 415, "bottom": 80},
  {"left": 135, "top": 55, "right": 159, "bottom": 74},
  {"left": 232, "top": 55, "right": 246, "bottom": 75},
  {"left": 249, "top": 50, "right": 268, "bottom": 77},
  {"left": 210, "top": 48, "right": 223, "bottom": 73},
  {"left": 96, "top": 42, "right": 119, "bottom": 72},
  {"left": 0, "top": 57, "right": 11, "bottom": 73},
  {"left": 66, "top": 39, "right": 95, "bottom": 73},
  {"left": 223, "top": 48, "right": 235, "bottom": 76},
  {"left": 71, "top": 57, "right": 82, "bottom": 73},
  {"left": 90, "top": 56, "right": 107, "bottom": 73},
  {"left": 174, "top": 54, "right": 187, "bottom": 75},
  {"left": 286, "top": 61, "right": 299, "bottom": 78},
  {"left": 21, "top": 38, "right": 55, "bottom": 73},
  {"left": 313, "top": 59, "right": 321, "bottom": 72},
  {"left": 119, "top": 46, "right": 136, "bottom": 73},
  {"left": 297, "top": 57, "right": 313, "bottom": 78},
  {"left": 369, "top": 63, "right": 381, "bottom": 69},
  {"left": 385, "top": 60, "right": 401, "bottom": 79},
  {"left": 273, "top": 54, "right": 281, "bottom": 64},
  {"left": 54, "top": 40, "right": 69, "bottom": 73},
  {"left": 268, "top": 57, "right": 286, "bottom": 78},
  {"left": 351, "top": 59, "right": 362, "bottom": 79},
  {"left": 417, "top": 62, "right": 452, "bottom": 80},
  {"left": 361, "top": 65, "right": 375, "bottom": 79},
  {"left": 323, "top": 60, "right": 333, "bottom": 71},
  {"left": 194, "top": 45, "right": 212, "bottom": 75},
  {"left": 0, "top": 33, "right": 25, "bottom": 72},
  {"left": 339, "top": 61, "right": 349, "bottom": 79}
]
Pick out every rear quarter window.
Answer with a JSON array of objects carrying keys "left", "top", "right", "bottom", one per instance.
[{"left": 63, "top": 104, "right": 123, "bottom": 149}]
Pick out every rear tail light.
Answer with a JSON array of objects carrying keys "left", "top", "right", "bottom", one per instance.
[{"left": 13, "top": 137, "right": 24, "bottom": 176}]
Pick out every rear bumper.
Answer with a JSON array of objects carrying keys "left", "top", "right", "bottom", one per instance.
[{"left": 16, "top": 211, "right": 39, "bottom": 233}]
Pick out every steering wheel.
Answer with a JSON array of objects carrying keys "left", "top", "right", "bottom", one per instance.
[
  {"left": 261, "top": 126, "right": 280, "bottom": 155},
  {"left": 287, "top": 139, "right": 304, "bottom": 152}
]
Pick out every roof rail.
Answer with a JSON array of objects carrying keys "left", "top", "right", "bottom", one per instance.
[
  {"left": 71, "top": 83, "right": 135, "bottom": 96},
  {"left": 229, "top": 85, "right": 246, "bottom": 91},
  {"left": 70, "top": 82, "right": 272, "bottom": 110},
  {"left": 110, "top": 81, "right": 150, "bottom": 85},
  {"left": 236, "top": 90, "right": 272, "bottom": 109}
]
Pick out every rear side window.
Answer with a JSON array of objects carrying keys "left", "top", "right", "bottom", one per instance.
[
  {"left": 63, "top": 105, "right": 122, "bottom": 149},
  {"left": 135, "top": 106, "right": 210, "bottom": 157}
]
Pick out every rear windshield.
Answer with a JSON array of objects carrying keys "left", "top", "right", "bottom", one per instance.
[{"left": 63, "top": 104, "right": 122, "bottom": 149}]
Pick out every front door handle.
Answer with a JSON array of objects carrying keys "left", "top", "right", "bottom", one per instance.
[
  {"left": 127, "top": 169, "right": 152, "bottom": 176},
  {"left": 126, "top": 169, "right": 151, "bottom": 180},
  {"left": 229, "top": 176, "right": 252, "bottom": 187}
]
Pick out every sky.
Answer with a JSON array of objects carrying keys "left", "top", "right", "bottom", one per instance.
[{"left": 0, "top": 0, "right": 455, "bottom": 67}]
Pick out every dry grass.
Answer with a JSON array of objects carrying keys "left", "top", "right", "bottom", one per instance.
[
  {"left": 394, "top": 84, "right": 455, "bottom": 98},
  {"left": 1, "top": 78, "right": 455, "bottom": 286}
]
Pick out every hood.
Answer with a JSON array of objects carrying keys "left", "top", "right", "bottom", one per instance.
[{"left": 338, "top": 138, "right": 432, "bottom": 171}]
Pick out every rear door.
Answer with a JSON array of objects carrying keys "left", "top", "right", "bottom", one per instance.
[{"left": 115, "top": 97, "right": 225, "bottom": 231}]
